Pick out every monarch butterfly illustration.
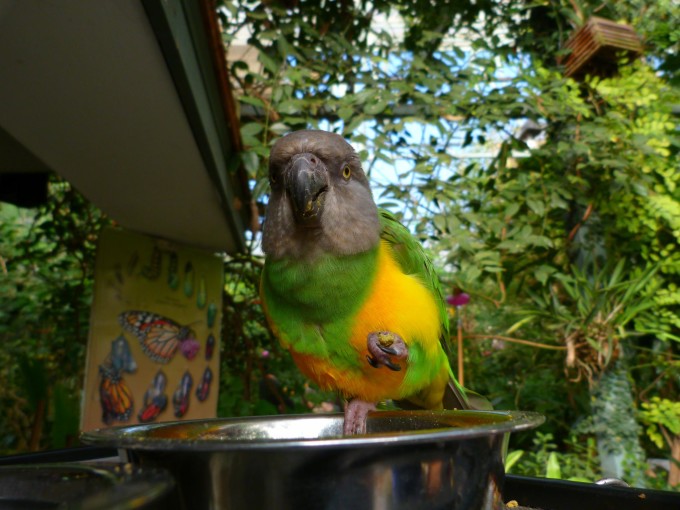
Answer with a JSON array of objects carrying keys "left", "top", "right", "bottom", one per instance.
[
  {"left": 118, "top": 311, "right": 199, "bottom": 364},
  {"left": 99, "top": 364, "right": 134, "bottom": 425},
  {"left": 138, "top": 370, "right": 168, "bottom": 423}
]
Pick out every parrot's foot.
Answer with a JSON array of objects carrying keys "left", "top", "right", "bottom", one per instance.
[
  {"left": 366, "top": 331, "right": 408, "bottom": 371},
  {"left": 343, "top": 399, "right": 376, "bottom": 435}
]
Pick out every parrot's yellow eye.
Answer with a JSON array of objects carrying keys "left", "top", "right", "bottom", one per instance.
[{"left": 342, "top": 165, "right": 351, "bottom": 180}]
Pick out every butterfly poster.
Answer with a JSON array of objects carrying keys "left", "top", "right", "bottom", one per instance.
[{"left": 81, "top": 227, "right": 223, "bottom": 432}]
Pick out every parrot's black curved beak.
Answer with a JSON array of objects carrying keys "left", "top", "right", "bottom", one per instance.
[{"left": 286, "top": 153, "right": 328, "bottom": 225}]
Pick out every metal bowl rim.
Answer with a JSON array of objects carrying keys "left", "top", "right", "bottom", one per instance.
[{"left": 81, "top": 410, "right": 544, "bottom": 451}]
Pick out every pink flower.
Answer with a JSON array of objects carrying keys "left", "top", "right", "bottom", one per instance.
[
  {"left": 180, "top": 338, "right": 200, "bottom": 360},
  {"left": 446, "top": 292, "right": 470, "bottom": 307}
]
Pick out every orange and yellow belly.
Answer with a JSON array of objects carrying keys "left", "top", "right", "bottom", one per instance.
[{"left": 289, "top": 241, "right": 449, "bottom": 405}]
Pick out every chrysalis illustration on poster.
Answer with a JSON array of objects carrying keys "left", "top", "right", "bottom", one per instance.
[{"left": 81, "top": 227, "right": 222, "bottom": 431}]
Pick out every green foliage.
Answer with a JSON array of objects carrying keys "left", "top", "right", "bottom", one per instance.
[
  {"left": 0, "top": 178, "right": 111, "bottom": 451},
  {"left": 50, "top": 382, "right": 80, "bottom": 449},
  {"left": 465, "top": 335, "right": 588, "bottom": 445},
  {"left": 639, "top": 397, "right": 680, "bottom": 449},
  {"left": 517, "top": 258, "right": 660, "bottom": 384},
  {"left": 588, "top": 359, "right": 648, "bottom": 484},
  {"left": 506, "top": 431, "right": 601, "bottom": 482},
  {"left": 637, "top": 396, "right": 680, "bottom": 490}
]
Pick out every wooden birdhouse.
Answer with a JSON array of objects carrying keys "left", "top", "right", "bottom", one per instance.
[{"left": 559, "top": 17, "right": 643, "bottom": 81}]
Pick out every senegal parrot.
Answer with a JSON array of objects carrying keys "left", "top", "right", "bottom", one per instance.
[{"left": 260, "top": 130, "right": 472, "bottom": 435}]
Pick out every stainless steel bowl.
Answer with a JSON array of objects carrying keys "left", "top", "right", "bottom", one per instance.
[
  {"left": 0, "top": 463, "right": 173, "bottom": 509},
  {"left": 82, "top": 410, "right": 543, "bottom": 510}
]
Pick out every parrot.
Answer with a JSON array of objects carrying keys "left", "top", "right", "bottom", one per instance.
[{"left": 260, "top": 129, "right": 475, "bottom": 435}]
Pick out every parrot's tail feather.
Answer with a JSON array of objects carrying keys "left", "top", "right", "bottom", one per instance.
[
  {"left": 440, "top": 380, "right": 495, "bottom": 411},
  {"left": 392, "top": 399, "right": 424, "bottom": 411},
  {"left": 443, "top": 379, "right": 470, "bottom": 410},
  {"left": 444, "top": 366, "right": 493, "bottom": 411},
  {"left": 458, "top": 386, "right": 495, "bottom": 411},
  {"left": 395, "top": 379, "right": 477, "bottom": 411}
]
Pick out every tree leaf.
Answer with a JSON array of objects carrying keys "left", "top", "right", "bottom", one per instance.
[{"left": 546, "top": 452, "right": 562, "bottom": 479}]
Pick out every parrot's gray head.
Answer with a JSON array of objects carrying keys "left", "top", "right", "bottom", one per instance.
[{"left": 262, "top": 130, "right": 381, "bottom": 260}]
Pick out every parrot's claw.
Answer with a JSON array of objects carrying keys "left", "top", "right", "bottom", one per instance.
[
  {"left": 366, "top": 354, "right": 401, "bottom": 371},
  {"left": 366, "top": 331, "right": 407, "bottom": 372},
  {"left": 366, "top": 354, "right": 379, "bottom": 369},
  {"left": 343, "top": 399, "right": 376, "bottom": 435}
]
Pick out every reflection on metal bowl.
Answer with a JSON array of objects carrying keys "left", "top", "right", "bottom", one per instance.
[
  {"left": 0, "top": 463, "right": 173, "bottom": 510},
  {"left": 82, "top": 410, "right": 544, "bottom": 510}
]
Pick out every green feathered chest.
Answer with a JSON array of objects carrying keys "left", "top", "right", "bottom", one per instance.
[{"left": 260, "top": 248, "right": 379, "bottom": 359}]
